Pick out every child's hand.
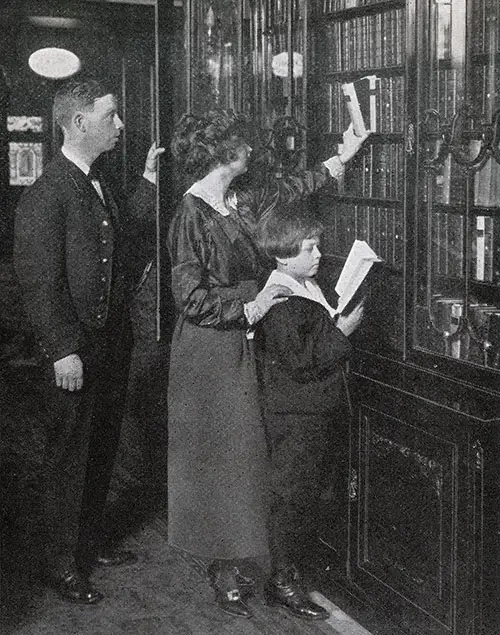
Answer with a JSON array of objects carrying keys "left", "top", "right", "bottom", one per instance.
[
  {"left": 336, "top": 300, "right": 364, "bottom": 337},
  {"left": 338, "top": 123, "right": 370, "bottom": 164}
]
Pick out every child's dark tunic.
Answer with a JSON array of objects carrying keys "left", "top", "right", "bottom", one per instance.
[{"left": 255, "top": 294, "right": 352, "bottom": 565}]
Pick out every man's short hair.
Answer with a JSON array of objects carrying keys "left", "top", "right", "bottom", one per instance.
[
  {"left": 53, "top": 78, "right": 111, "bottom": 130},
  {"left": 256, "top": 203, "right": 324, "bottom": 259}
]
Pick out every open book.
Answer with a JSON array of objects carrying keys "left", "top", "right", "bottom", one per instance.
[
  {"left": 341, "top": 75, "right": 379, "bottom": 136},
  {"left": 334, "top": 240, "right": 383, "bottom": 315}
]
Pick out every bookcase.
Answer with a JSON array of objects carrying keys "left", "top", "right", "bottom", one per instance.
[
  {"left": 180, "top": 1, "right": 500, "bottom": 633},
  {"left": 308, "top": 2, "right": 500, "bottom": 634}
]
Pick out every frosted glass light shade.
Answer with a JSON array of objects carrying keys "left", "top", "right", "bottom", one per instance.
[
  {"left": 29, "top": 47, "right": 81, "bottom": 79},
  {"left": 271, "top": 52, "right": 303, "bottom": 79}
]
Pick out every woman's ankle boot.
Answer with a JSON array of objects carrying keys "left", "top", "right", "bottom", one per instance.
[
  {"left": 264, "top": 565, "right": 329, "bottom": 621},
  {"left": 207, "top": 560, "right": 253, "bottom": 618}
]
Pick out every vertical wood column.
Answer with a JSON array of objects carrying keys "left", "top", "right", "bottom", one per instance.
[{"left": 154, "top": 0, "right": 178, "bottom": 338}]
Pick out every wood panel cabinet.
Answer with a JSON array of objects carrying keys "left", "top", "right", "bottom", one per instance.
[{"left": 345, "top": 358, "right": 500, "bottom": 634}]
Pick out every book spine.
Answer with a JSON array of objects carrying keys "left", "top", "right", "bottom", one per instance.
[
  {"left": 380, "top": 206, "right": 388, "bottom": 262},
  {"left": 474, "top": 215, "right": 486, "bottom": 281},
  {"left": 484, "top": 215, "right": 494, "bottom": 282},
  {"left": 394, "top": 208, "right": 404, "bottom": 269},
  {"left": 369, "top": 75, "right": 378, "bottom": 132},
  {"left": 447, "top": 212, "right": 464, "bottom": 278}
]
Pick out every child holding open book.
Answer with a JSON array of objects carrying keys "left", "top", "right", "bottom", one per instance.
[{"left": 254, "top": 205, "right": 364, "bottom": 620}]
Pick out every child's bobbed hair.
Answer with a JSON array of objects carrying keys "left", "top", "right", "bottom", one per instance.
[{"left": 256, "top": 203, "right": 324, "bottom": 259}]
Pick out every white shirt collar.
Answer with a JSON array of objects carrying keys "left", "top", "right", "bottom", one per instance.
[
  {"left": 264, "top": 269, "right": 337, "bottom": 318},
  {"left": 61, "top": 146, "right": 91, "bottom": 177}
]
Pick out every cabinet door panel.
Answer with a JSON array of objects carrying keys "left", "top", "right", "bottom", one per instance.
[{"left": 350, "top": 405, "right": 459, "bottom": 632}]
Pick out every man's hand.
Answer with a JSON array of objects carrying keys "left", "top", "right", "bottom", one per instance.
[
  {"left": 338, "top": 123, "right": 370, "bottom": 164},
  {"left": 143, "top": 142, "right": 166, "bottom": 182},
  {"left": 54, "top": 353, "right": 84, "bottom": 391}
]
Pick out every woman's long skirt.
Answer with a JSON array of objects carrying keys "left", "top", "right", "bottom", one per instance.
[{"left": 167, "top": 319, "right": 269, "bottom": 560}]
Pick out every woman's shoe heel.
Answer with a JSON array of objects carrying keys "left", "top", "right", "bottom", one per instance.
[
  {"left": 207, "top": 561, "right": 253, "bottom": 618},
  {"left": 263, "top": 587, "right": 279, "bottom": 607}
]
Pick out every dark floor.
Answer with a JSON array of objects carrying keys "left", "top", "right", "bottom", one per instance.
[
  {"left": 0, "top": 262, "right": 387, "bottom": 635},
  {"left": 0, "top": 350, "right": 407, "bottom": 635},
  {"left": 0, "top": 357, "right": 376, "bottom": 635},
  {"left": 0, "top": 358, "right": 385, "bottom": 635},
  {"left": 2, "top": 516, "right": 378, "bottom": 635}
]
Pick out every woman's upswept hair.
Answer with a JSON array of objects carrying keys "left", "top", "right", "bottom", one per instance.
[
  {"left": 256, "top": 203, "right": 324, "bottom": 259},
  {"left": 171, "top": 108, "right": 250, "bottom": 179}
]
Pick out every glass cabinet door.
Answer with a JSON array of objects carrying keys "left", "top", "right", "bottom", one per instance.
[
  {"left": 187, "top": 0, "right": 244, "bottom": 113},
  {"left": 247, "top": 0, "right": 307, "bottom": 173},
  {"left": 414, "top": 0, "right": 500, "bottom": 371},
  {"left": 248, "top": 0, "right": 306, "bottom": 127},
  {"left": 186, "top": 0, "right": 307, "bottom": 173}
]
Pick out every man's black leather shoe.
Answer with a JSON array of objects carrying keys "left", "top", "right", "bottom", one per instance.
[
  {"left": 265, "top": 566, "right": 329, "bottom": 620},
  {"left": 95, "top": 549, "right": 138, "bottom": 567},
  {"left": 49, "top": 570, "right": 104, "bottom": 605}
]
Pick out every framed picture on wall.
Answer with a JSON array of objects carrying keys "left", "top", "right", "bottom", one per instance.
[{"left": 9, "top": 141, "right": 43, "bottom": 186}]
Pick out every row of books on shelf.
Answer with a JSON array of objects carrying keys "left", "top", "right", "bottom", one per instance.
[
  {"left": 262, "top": 0, "right": 298, "bottom": 25},
  {"left": 315, "top": 0, "right": 390, "bottom": 12},
  {"left": 474, "top": 157, "right": 500, "bottom": 207},
  {"left": 473, "top": 65, "right": 500, "bottom": 117},
  {"left": 324, "top": 208, "right": 497, "bottom": 283},
  {"left": 431, "top": 212, "right": 498, "bottom": 283},
  {"left": 472, "top": 0, "right": 500, "bottom": 55},
  {"left": 419, "top": 298, "right": 500, "bottom": 367},
  {"left": 322, "top": 202, "right": 404, "bottom": 269},
  {"left": 435, "top": 0, "right": 499, "bottom": 61},
  {"left": 431, "top": 212, "right": 465, "bottom": 279},
  {"left": 342, "top": 143, "right": 404, "bottom": 200},
  {"left": 428, "top": 68, "right": 462, "bottom": 123},
  {"left": 428, "top": 65, "right": 500, "bottom": 126},
  {"left": 320, "top": 75, "right": 405, "bottom": 134},
  {"left": 318, "top": 8, "right": 405, "bottom": 72},
  {"left": 432, "top": 154, "right": 500, "bottom": 208},
  {"left": 266, "top": 28, "right": 304, "bottom": 54}
]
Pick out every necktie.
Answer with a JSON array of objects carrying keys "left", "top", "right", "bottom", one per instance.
[{"left": 88, "top": 165, "right": 106, "bottom": 204}]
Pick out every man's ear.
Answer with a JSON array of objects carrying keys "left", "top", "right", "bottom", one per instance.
[
  {"left": 73, "top": 111, "right": 86, "bottom": 132},
  {"left": 276, "top": 256, "right": 288, "bottom": 266}
]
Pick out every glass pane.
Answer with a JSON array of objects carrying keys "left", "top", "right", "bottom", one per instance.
[
  {"left": 415, "top": 0, "right": 500, "bottom": 370},
  {"left": 469, "top": 0, "right": 500, "bottom": 369},
  {"left": 247, "top": 2, "right": 305, "bottom": 126},
  {"left": 189, "top": 0, "right": 240, "bottom": 113},
  {"left": 246, "top": 0, "right": 306, "bottom": 172},
  {"left": 9, "top": 142, "right": 43, "bottom": 186}
]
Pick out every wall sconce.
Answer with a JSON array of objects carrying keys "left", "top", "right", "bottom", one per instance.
[{"left": 28, "top": 47, "right": 81, "bottom": 79}]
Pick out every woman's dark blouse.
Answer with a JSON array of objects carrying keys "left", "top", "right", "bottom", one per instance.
[{"left": 167, "top": 166, "right": 333, "bottom": 326}]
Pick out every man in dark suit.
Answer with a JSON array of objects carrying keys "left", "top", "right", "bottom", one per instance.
[{"left": 14, "top": 78, "right": 164, "bottom": 604}]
